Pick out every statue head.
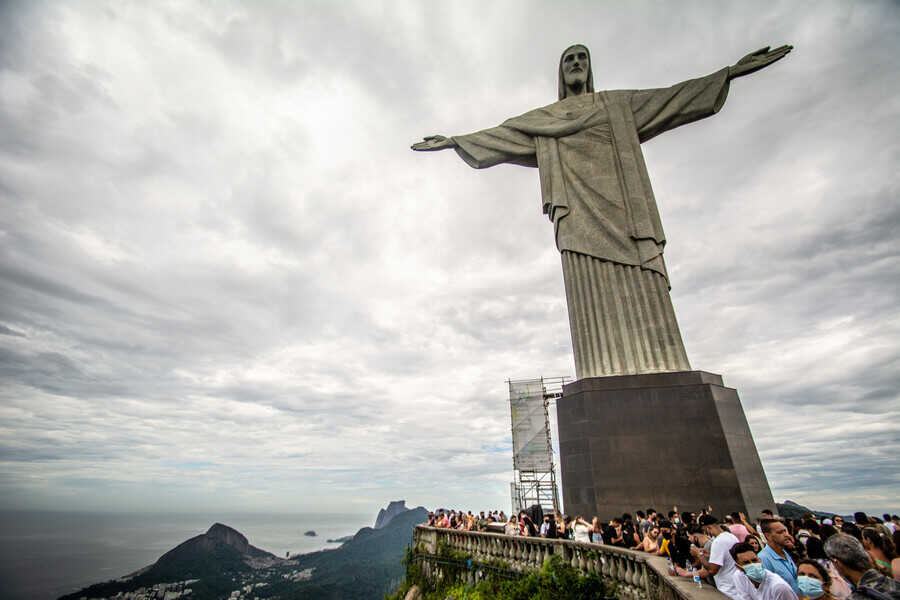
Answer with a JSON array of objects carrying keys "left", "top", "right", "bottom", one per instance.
[{"left": 558, "top": 44, "right": 594, "bottom": 100}]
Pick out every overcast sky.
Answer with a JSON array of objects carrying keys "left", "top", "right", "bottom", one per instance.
[{"left": 0, "top": 0, "right": 897, "bottom": 517}]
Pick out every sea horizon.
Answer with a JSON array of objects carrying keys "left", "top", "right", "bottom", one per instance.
[{"left": 0, "top": 509, "right": 373, "bottom": 600}]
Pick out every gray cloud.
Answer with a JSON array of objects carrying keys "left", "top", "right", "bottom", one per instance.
[{"left": 0, "top": 0, "right": 897, "bottom": 516}]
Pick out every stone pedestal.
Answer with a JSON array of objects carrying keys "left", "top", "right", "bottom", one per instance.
[{"left": 557, "top": 371, "right": 775, "bottom": 519}]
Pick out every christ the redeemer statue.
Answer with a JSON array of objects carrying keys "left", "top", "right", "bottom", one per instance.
[{"left": 413, "top": 44, "right": 791, "bottom": 379}]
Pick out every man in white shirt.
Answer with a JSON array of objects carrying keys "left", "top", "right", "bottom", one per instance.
[
  {"left": 690, "top": 515, "right": 741, "bottom": 599},
  {"left": 729, "top": 541, "right": 798, "bottom": 600}
]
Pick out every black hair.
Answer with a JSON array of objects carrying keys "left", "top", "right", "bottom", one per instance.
[
  {"left": 842, "top": 522, "right": 862, "bottom": 540},
  {"left": 760, "top": 519, "right": 782, "bottom": 534},
  {"left": 803, "top": 519, "right": 821, "bottom": 534},
  {"left": 820, "top": 524, "right": 838, "bottom": 541},
  {"left": 729, "top": 542, "right": 757, "bottom": 562}
]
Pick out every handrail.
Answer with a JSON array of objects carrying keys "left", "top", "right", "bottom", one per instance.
[{"left": 412, "top": 526, "right": 728, "bottom": 600}]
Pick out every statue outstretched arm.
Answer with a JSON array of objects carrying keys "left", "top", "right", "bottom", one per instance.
[
  {"left": 728, "top": 45, "right": 793, "bottom": 80},
  {"left": 412, "top": 127, "right": 537, "bottom": 169},
  {"left": 411, "top": 135, "right": 457, "bottom": 151},
  {"left": 630, "top": 43, "right": 792, "bottom": 142}
]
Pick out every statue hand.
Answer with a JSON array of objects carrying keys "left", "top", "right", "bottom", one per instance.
[
  {"left": 728, "top": 44, "right": 793, "bottom": 79},
  {"left": 411, "top": 135, "right": 457, "bottom": 151}
]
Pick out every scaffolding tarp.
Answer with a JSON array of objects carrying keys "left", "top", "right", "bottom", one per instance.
[{"left": 509, "top": 379, "right": 553, "bottom": 471}]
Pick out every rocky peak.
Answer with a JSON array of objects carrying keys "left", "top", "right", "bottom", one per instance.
[
  {"left": 374, "top": 500, "right": 409, "bottom": 529},
  {"left": 205, "top": 523, "right": 250, "bottom": 554}
]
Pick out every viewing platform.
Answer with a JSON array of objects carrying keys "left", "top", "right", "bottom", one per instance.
[{"left": 412, "top": 526, "right": 727, "bottom": 600}]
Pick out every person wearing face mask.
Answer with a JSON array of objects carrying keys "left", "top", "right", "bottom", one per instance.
[
  {"left": 690, "top": 515, "right": 742, "bottom": 598},
  {"left": 659, "top": 520, "right": 692, "bottom": 573},
  {"left": 730, "top": 542, "right": 799, "bottom": 600},
  {"left": 796, "top": 559, "right": 838, "bottom": 600}
]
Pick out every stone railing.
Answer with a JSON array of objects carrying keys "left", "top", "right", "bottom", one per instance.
[{"left": 412, "top": 526, "right": 727, "bottom": 600}]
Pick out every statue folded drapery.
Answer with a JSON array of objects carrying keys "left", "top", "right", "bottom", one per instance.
[
  {"left": 413, "top": 44, "right": 791, "bottom": 379},
  {"left": 450, "top": 67, "right": 729, "bottom": 377}
]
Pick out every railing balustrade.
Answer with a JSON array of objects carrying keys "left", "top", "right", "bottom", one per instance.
[{"left": 412, "top": 526, "right": 727, "bottom": 600}]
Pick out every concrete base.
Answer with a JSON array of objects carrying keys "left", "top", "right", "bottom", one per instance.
[{"left": 557, "top": 371, "right": 776, "bottom": 520}]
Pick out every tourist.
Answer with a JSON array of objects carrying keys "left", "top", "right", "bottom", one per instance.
[
  {"left": 622, "top": 513, "right": 641, "bottom": 547},
  {"left": 637, "top": 526, "right": 660, "bottom": 553},
  {"left": 573, "top": 516, "right": 592, "bottom": 543},
  {"left": 519, "top": 512, "right": 538, "bottom": 537},
  {"left": 797, "top": 559, "right": 842, "bottom": 600},
  {"left": 884, "top": 516, "right": 897, "bottom": 535},
  {"left": 821, "top": 524, "right": 840, "bottom": 543},
  {"left": 690, "top": 525, "right": 713, "bottom": 553},
  {"left": 505, "top": 515, "right": 520, "bottom": 536},
  {"left": 555, "top": 513, "right": 566, "bottom": 540},
  {"left": 606, "top": 517, "right": 625, "bottom": 547},
  {"left": 540, "top": 515, "right": 551, "bottom": 537},
  {"left": 436, "top": 511, "right": 451, "bottom": 528},
  {"left": 590, "top": 516, "right": 603, "bottom": 544},
  {"left": 643, "top": 509, "right": 658, "bottom": 536},
  {"left": 825, "top": 533, "right": 900, "bottom": 600},
  {"left": 730, "top": 541, "right": 798, "bottom": 600},
  {"left": 802, "top": 520, "right": 828, "bottom": 560},
  {"left": 761, "top": 519, "right": 801, "bottom": 594},
  {"left": 690, "top": 515, "right": 741, "bottom": 599},
  {"left": 842, "top": 523, "right": 863, "bottom": 542},
  {"left": 565, "top": 515, "right": 576, "bottom": 540},
  {"left": 747, "top": 535, "right": 764, "bottom": 554},
  {"left": 861, "top": 528, "right": 900, "bottom": 580},
  {"left": 729, "top": 512, "right": 752, "bottom": 542},
  {"left": 636, "top": 510, "right": 648, "bottom": 535}
]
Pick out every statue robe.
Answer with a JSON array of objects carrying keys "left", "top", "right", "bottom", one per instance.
[{"left": 451, "top": 68, "right": 730, "bottom": 378}]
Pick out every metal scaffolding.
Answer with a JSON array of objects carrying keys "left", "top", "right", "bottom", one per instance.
[{"left": 508, "top": 376, "right": 568, "bottom": 515}]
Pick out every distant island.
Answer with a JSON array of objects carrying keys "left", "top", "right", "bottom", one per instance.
[
  {"left": 303, "top": 530, "right": 317, "bottom": 537},
  {"left": 60, "top": 500, "right": 427, "bottom": 600}
]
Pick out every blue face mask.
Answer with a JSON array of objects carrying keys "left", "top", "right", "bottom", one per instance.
[
  {"left": 742, "top": 562, "right": 765, "bottom": 583},
  {"left": 798, "top": 575, "right": 824, "bottom": 599}
]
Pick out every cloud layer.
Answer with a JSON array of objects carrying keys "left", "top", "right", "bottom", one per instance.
[{"left": 0, "top": 0, "right": 897, "bottom": 515}]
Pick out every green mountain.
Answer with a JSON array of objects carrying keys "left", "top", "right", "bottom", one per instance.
[
  {"left": 59, "top": 522, "right": 281, "bottom": 599},
  {"left": 59, "top": 504, "right": 428, "bottom": 600},
  {"left": 777, "top": 500, "right": 848, "bottom": 521}
]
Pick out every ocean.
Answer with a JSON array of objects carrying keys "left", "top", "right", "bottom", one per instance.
[{"left": 0, "top": 510, "right": 372, "bottom": 600}]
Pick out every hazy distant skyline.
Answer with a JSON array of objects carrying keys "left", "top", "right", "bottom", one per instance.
[{"left": 0, "top": 1, "right": 897, "bottom": 516}]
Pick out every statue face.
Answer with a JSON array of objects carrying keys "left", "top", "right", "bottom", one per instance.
[{"left": 562, "top": 45, "right": 589, "bottom": 88}]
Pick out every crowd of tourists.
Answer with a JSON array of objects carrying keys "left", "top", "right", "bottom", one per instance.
[{"left": 424, "top": 507, "right": 900, "bottom": 600}]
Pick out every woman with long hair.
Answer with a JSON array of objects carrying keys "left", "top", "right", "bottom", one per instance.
[{"left": 862, "top": 527, "right": 900, "bottom": 580}]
